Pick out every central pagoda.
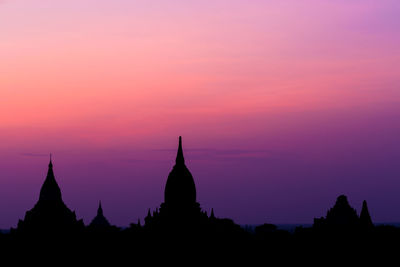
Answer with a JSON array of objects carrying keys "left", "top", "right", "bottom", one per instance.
[
  {"left": 159, "top": 136, "right": 203, "bottom": 220},
  {"left": 164, "top": 136, "right": 197, "bottom": 207},
  {"left": 145, "top": 137, "right": 206, "bottom": 228}
]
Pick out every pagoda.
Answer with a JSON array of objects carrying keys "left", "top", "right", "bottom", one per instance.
[
  {"left": 145, "top": 137, "right": 208, "bottom": 228},
  {"left": 17, "top": 157, "right": 84, "bottom": 234},
  {"left": 89, "top": 201, "right": 111, "bottom": 228}
]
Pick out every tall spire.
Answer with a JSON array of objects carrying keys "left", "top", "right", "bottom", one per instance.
[
  {"left": 98, "top": 201, "right": 103, "bottom": 216},
  {"left": 47, "top": 154, "right": 55, "bottom": 182},
  {"left": 210, "top": 208, "right": 215, "bottom": 219},
  {"left": 39, "top": 157, "right": 62, "bottom": 202},
  {"left": 360, "top": 200, "right": 374, "bottom": 228},
  {"left": 49, "top": 153, "right": 53, "bottom": 168},
  {"left": 164, "top": 135, "right": 197, "bottom": 205},
  {"left": 175, "top": 136, "right": 185, "bottom": 165}
]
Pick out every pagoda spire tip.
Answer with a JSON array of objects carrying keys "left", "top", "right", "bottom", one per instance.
[{"left": 176, "top": 136, "right": 185, "bottom": 164}]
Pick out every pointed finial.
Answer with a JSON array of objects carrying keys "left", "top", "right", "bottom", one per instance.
[
  {"left": 176, "top": 136, "right": 185, "bottom": 165},
  {"left": 147, "top": 208, "right": 151, "bottom": 217},
  {"left": 49, "top": 153, "right": 53, "bottom": 167},
  {"left": 210, "top": 208, "right": 215, "bottom": 219},
  {"left": 98, "top": 201, "right": 103, "bottom": 216}
]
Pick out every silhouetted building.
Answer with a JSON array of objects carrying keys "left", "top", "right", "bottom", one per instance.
[
  {"left": 326, "top": 195, "right": 359, "bottom": 226},
  {"left": 89, "top": 201, "right": 111, "bottom": 228},
  {"left": 314, "top": 195, "right": 359, "bottom": 230},
  {"left": 160, "top": 136, "right": 203, "bottom": 218},
  {"left": 145, "top": 137, "right": 209, "bottom": 229},
  {"left": 17, "top": 158, "right": 84, "bottom": 234},
  {"left": 210, "top": 208, "right": 216, "bottom": 220},
  {"left": 359, "top": 200, "right": 374, "bottom": 229},
  {"left": 142, "top": 136, "right": 247, "bottom": 245}
]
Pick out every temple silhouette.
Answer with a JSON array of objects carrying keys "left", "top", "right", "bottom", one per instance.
[
  {"left": 3, "top": 136, "right": 399, "bottom": 261},
  {"left": 16, "top": 157, "right": 84, "bottom": 234},
  {"left": 313, "top": 195, "right": 374, "bottom": 231},
  {"left": 139, "top": 137, "right": 247, "bottom": 246},
  {"left": 89, "top": 201, "right": 112, "bottom": 229},
  {"left": 144, "top": 136, "right": 209, "bottom": 231},
  {"left": 360, "top": 200, "right": 374, "bottom": 229}
]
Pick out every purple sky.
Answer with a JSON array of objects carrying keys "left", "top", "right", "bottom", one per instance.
[
  {"left": 0, "top": 0, "right": 399, "bottom": 228},
  {"left": 0, "top": 105, "right": 399, "bottom": 228}
]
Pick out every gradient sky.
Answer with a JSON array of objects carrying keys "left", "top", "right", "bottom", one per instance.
[{"left": 0, "top": 0, "right": 399, "bottom": 228}]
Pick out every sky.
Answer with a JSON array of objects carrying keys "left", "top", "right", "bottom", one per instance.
[{"left": 0, "top": 0, "right": 399, "bottom": 228}]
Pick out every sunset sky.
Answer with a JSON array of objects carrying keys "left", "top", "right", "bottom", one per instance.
[{"left": 0, "top": 0, "right": 399, "bottom": 228}]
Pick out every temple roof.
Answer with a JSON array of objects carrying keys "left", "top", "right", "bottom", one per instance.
[
  {"left": 360, "top": 200, "right": 374, "bottom": 228},
  {"left": 39, "top": 157, "right": 62, "bottom": 203},
  {"left": 326, "top": 195, "right": 358, "bottom": 226},
  {"left": 17, "top": 157, "right": 84, "bottom": 233},
  {"left": 164, "top": 136, "right": 197, "bottom": 206},
  {"left": 90, "top": 201, "right": 111, "bottom": 227}
]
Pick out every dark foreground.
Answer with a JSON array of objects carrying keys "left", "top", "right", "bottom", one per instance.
[{"left": 1, "top": 224, "right": 399, "bottom": 264}]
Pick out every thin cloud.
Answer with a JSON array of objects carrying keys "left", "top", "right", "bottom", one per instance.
[
  {"left": 20, "top": 153, "right": 49, "bottom": 157},
  {"left": 154, "top": 148, "right": 274, "bottom": 155},
  {"left": 152, "top": 148, "right": 292, "bottom": 160}
]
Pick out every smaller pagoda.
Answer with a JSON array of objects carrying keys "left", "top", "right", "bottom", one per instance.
[
  {"left": 17, "top": 157, "right": 84, "bottom": 234},
  {"left": 89, "top": 201, "right": 111, "bottom": 228}
]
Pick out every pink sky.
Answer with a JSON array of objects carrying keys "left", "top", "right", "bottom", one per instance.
[{"left": 0, "top": 0, "right": 399, "bottom": 228}]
